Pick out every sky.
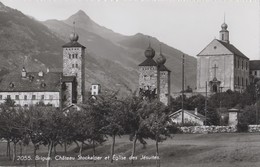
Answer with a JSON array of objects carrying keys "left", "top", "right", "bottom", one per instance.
[{"left": 1, "top": 0, "right": 260, "bottom": 60}]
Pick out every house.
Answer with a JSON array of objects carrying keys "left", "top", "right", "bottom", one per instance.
[{"left": 170, "top": 109, "right": 205, "bottom": 125}]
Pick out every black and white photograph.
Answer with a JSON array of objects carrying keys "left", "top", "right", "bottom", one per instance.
[{"left": 0, "top": 0, "right": 259, "bottom": 166}]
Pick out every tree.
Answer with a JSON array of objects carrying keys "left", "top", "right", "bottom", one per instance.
[
  {"left": 124, "top": 94, "right": 149, "bottom": 164},
  {"left": 39, "top": 107, "right": 66, "bottom": 167},
  {"left": 97, "top": 92, "right": 127, "bottom": 163},
  {"left": 143, "top": 100, "right": 171, "bottom": 167}
]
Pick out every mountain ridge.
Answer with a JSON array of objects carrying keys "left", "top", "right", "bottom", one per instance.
[{"left": 0, "top": 4, "right": 197, "bottom": 95}]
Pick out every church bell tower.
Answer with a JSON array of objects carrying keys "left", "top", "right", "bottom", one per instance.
[{"left": 219, "top": 22, "right": 229, "bottom": 43}]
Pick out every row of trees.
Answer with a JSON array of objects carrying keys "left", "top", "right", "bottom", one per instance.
[
  {"left": 0, "top": 93, "right": 171, "bottom": 167},
  {"left": 1, "top": 84, "right": 259, "bottom": 166}
]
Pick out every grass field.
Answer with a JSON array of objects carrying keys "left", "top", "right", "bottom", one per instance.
[{"left": 1, "top": 133, "right": 260, "bottom": 167}]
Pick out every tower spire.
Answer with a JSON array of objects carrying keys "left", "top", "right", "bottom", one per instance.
[
  {"left": 73, "top": 21, "right": 76, "bottom": 34},
  {"left": 224, "top": 12, "right": 226, "bottom": 23},
  {"left": 159, "top": 43, "right": 162, "bottom": 54},
  {"left": 148, "top": 36, "right": 151, "bottom": 47}
]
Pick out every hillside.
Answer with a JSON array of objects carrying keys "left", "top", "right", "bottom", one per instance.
[
  {"left": 0, "top": 1, "right": 63, "bottom": 74},
  {"left": 43, "top": 10, "right": 197, "bottom": 92},
  {"left": 0, "top": 2, "right": 197, "bottom": 95}
]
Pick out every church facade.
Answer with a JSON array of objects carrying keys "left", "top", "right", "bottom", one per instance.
[
  {"left": 197, "top": 22, "right": 249, "bottom": 93},
  {"left": 138, "top": 43, "right": 171, "bottom": 105},
  {"left": 0, "top": 32, "right": 86, "bottom": 108}
]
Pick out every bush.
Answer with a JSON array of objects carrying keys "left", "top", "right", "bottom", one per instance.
[{"left": 237, "top": 123, "right": 249, "bottom": 132}]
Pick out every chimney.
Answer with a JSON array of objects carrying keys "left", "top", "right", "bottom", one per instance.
[
  {"left": 21, "top": 67, "right": 27, "bottom": 78},
  {"left": 195, "top": 108, "right": 198, "bottom": 115}
]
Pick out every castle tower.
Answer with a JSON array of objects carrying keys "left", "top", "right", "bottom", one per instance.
[
  {"left": 62, "top": 29, "right": 86, "bottom": 104},
  {"left": 156, "top": 45, "right": 171, "bottom": 105},
  {"left": 138, "top": 42, "right": 158, "bottom": 100},
  {"left": 219, "top": 22, "right": 229, "bottom": 43}
]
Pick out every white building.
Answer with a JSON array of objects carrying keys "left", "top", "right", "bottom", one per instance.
[
  {"left": 170, "top": 109, "right": 206, "bottom": 126},
  {"left": 91, "top": 84, "right": 101, "bottom": 96}
]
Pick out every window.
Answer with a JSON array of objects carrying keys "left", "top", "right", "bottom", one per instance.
[
  {"left": 49, "top": 95, "right": 53, "bottom": 100},
  {"left": 237, "top": 76, "right": 240, "bottom": 86},
  {"left": 75, "top": 54, "right": 78, "bottom": 58},
  {"left": 24, "top": 95, "right": 27, "bottom": 100},
  {"left": 76, "top": 64, "right": 78, "bottom": 68},
  {"left": 246, "top": 79, "right": 248, "bottom": 86},
  {"left": 41, "top": 95, "right": 44, "bottom": 100},
  {"left": 93, "top": 86, "right": 96, "bottom": 89},
  {"left": 234, "top": 57, "right": 236, "bottom": 68},
  {"left": 0, "top": 95, "right": 2, "bottom": 100},
  {"left": 15, "top": 95, "right": 19, "bottom": 100},
  {"left": 242, "top": 78, "right": 244, "bottom": 86},
  {"left": 69, "top": 54, "right": 71, "bottom": 59},
  {"left": 7, "top": 95, "right": 11, "bottom": 99},
  {"left": 255, "top": 71, "right": 257, "bottom": 75},
  {"left": 32, "top": 95, "right": 36, "bottom": 100},
  {"left": 72, "top": 64, "right": 74, "bottom": 68},
  {"left": 222, "top": 34, "right": 224, "bottom": 40},
  {"left": 72, "top": 54, "right": 74, "bottom": 58}
]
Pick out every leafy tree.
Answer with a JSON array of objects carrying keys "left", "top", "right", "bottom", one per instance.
[
  {"left": 97, "top": 92, "right": 127, "bottom": 163},
  {"left": 124, "top": 94, "right": 149, "bottom": 164},
  {"left": 143, "top": 100, "right": 171, "bottom": 167}
]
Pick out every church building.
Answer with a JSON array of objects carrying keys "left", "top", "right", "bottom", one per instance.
[
  {"left": 138, "top": 43, "right": 171, "bottom": 105},
  {"left": 0, "top": 31, "right": 86, "bottom": 108},
  {"left": 196, "top": 22, "right": 249, "bottom": 93}
]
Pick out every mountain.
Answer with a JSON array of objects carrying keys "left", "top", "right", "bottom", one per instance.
[
  {"left": 43, "top": 10, "right": 197, "bottom": 92},
  {"left": 0, "top": 2, "right": 197, "bottom": 96},
  {"left": 0, "top": 1, "right": 63, "bottom": 75}
]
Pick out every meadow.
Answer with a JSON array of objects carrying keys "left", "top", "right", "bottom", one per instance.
[{"left": 1, "top": 133, "right": 260, "bottom": 167}]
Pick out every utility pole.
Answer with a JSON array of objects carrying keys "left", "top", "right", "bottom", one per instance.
[
  {"left": 256, "top": 84, "right": 258, "bottom": 125},
  {"left": 205, "top": 81, "right": 207, "bottom": 125},
  {"left": 182, "top": 54, "right": 185, "bottom": 125}
]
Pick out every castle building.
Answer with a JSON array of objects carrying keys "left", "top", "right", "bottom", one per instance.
[
  {"left": 138, "top": 43, "right": 171, "bottom": 105},
  {"left": 0, "top": 32, "right": 86, "bottom": 108},
  {"left": 196, "top": 22, "right": 249, "bottom": 93}
]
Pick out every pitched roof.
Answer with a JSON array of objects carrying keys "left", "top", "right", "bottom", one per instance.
[
  {"left": 0, "top": 72, "right": 62, "bottom": 92},
  {"left": 170, "top": 109, "right": 206, "bottom": 120},
  {"left": 158, "top": 64, "right": 171, "bottom": 72},
  {"left": 217, "top": 40, "right": 249, "bottom": 59},
  {"left": 139, "top": 58, "right": 158, "bottom": 66},
  {"left": 62, "top": 41, "right": 86, "bottom": 48},
  {"left": 250, "top": 60, "right": 260, "bottom": 70}
]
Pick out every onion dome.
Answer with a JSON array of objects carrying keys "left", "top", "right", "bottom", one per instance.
[
  {"left": 221, "top": 22, "right": 228, "bottom": 30},
  {"left": 156, "top": 53, "right": 166, "bottom": 65},
  {"left": 144, "top": 46, "right": 155, "bottom": 59},
  {"left": 69, "top": 32, "right": 79, "bottom": 42}
]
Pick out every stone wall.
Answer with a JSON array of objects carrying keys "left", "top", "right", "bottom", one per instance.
[
  {"left": 179, "top": 125, "right": 260, "bottom": 133},
  {"left": 180, "top": 126, "right": 237, "bottom": 133},
  {"left": 248, "top": 125, "right": 260, "bottom": 132}
]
